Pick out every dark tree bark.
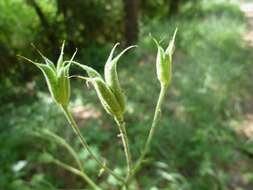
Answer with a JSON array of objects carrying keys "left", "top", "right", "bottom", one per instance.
[
  {"left": 123, "top": 0, "right": 139, "bottom": 46},
  {"left": 168, "top": 0, "right": 180, "bottom": 16},
  {"left": 56, "top": 0, "right": 76, "bottom": 50},
  {"left": 27, "top": 0, "right": 58, "bottom": 57},
  {"left": 28, "top": 0, "right": 49, "bottom": 29},
  {"left": 0, "top": 44, "right": 18, "bottom": 78}
]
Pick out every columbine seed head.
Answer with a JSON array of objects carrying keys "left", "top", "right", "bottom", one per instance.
[
  {"left": 74, "top": 43, "right": 136, "bottom": 120},
  {"left": 19, "top": 42, "right": 77, "bottom": 106},
  {"left": 154, "top": 28, "right": 177, "bottom": 87},
  {"left": 92, "top": 77, "right": 122, "bottom": 119}
]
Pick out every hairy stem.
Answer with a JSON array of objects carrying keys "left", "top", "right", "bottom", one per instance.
[
  {"left": 129, "top": 84, "right": 168, "bottom": 181},
  {"left": 115, "top": 118, "right": 132, "bottom": 179},
  {"left": 52, "top": 158, "right": 101, "bottom": 190},
  {"left": 60, "top": 105, "right": 125, "bottom": 183}
]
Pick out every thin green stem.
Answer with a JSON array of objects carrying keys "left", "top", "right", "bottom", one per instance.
[
  {"left": 115, "top": 118, "right": 132, "bottom": 180},
  {"left": 41, "top": 129, "right": 83, "bottom": 171},
  {"left": 129, "top": 84, "right": 168, "bottom": 181},
  {"left": 52, "top": 158, "right": 101, "bottom": 190},
  {"left": 121, "top": 184, "right": 128, "bottom": 190},
  {"left": 60, "top": 105, "right": 125, "bottom": 183}
]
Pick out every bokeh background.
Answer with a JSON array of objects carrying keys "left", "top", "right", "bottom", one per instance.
[{"left": 1, "top": 0, "right": 253, "bottom": 189}]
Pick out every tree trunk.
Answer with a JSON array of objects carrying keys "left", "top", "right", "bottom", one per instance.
[
  {"left": 123, "top": 0, "right": 139, "bottom": 46},
  {"left": 27, "top": 0, "right": 58, "bottom": 58},
  {"left": 169, "top": 0, "right": 180, "bottom": 16},
  {"left": 56, "top": 0, "right": 76, "bottom": 50}
]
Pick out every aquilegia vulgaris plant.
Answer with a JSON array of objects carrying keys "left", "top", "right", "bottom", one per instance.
[{"left": 19, "top": 29, "right": 177, "bottom": 190}]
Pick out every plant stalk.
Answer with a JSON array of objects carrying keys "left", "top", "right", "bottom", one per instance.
[
  {"left": 115, "top": 118, "right": 132, "bottom": 179},
  {"left": 60, "top": 105, "right": 125, "bottom": 183},
  {"left": 52, "top": 158, "right": 101, "bottom": 190},
  {"left": 42, "top": 129, "right": 83, "bottom": 171},
  {"left": 129, "top": 84, "right": 168, "bottom": 181}
]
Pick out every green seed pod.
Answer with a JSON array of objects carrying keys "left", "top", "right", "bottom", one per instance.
[
  {"left": 56, "top": 63, "right": 71, "bottom": 105},
  {"left": 154, "top": 28, "right": 177, "bottom": 87},
  {"left": 20, "top": 42, "right": 76, "bottom": 106},
  {"left": 73, "top": 43, "right": 136, "bottom": 119},
  {"left": 92, "top": 77, "right": 122, "bottom": 118},
  {"left": 104, "top": 43, "right": 136, "bottom": 113},
  {"left": 39, "top": 64, "right": 59, "bottom": 103},
  {"left": 19, "top": 57, "right": 59, "bottom": 102},
  {"left": 155, "top": 42, "right": 168, "bottom": 86},
  {"left": 74, "top": 62, "right": 123, "bottom": 118}
]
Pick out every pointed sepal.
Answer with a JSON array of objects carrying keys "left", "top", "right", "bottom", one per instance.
[{"left": 104, "top": 43, "right": 136, "bottom": 112}]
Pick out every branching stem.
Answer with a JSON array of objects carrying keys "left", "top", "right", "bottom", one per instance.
[
  {"left": 60, "top": 105, "right": 125, "bottom": 184},
  {"left": 52, "top": 158, "right": 101, "bottom": 190},
  {"left": 42, "top": 129, "right": 83, "bottom": 171}
]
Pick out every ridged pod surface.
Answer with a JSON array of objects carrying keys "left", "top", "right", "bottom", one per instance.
[
  {"left": 154, "top": 28, "right": 177, "bottom": 87},
  {"left": 74, "top": 43, "right": 136, "bottom": 119},
  {"left": 20, "top": 42, "right": 76, "bottom": 106},
  {"left": 104, "top": 43, "right": 136, "bottom": 114}
]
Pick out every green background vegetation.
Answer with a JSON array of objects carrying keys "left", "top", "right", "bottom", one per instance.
[{"left": 1, "top": 0, "right": 253, "bottom": 189}]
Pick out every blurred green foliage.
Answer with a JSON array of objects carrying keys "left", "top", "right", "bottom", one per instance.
[{"left": 1, "top": 0, "right": 253, "bottom": 189}]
